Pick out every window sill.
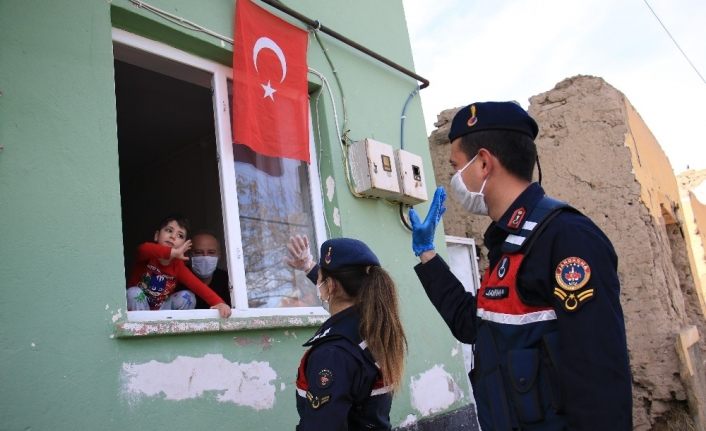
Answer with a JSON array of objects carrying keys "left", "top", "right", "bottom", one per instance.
[{"left": 114, "top": 308, "right": 328, "bottom": 338}]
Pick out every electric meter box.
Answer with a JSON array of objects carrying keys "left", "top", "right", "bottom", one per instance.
[
  {"left": 394, "top": 149, "right": 428, "bottom": 204},
  {"left": 349, "top": 138, "right": 402, "bottom": 200}
]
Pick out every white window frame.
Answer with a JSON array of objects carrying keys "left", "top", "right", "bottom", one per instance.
[
  {"left": 113, "top": 29, "right": 327, "bottom": 322},
  {"left": 445, "top": 235, "right": 481, "bottom": 295},
  {"left": 444, "top": 235, "right": 480, "bottom": 383}
]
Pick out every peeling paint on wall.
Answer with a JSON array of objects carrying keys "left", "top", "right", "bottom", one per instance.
[
  {"left": 326, "top": 176, "right": 335, "bottom": 202},
  {"left": 399, "top": 414, "right": 418, "bottom": 427},
  {"left": 333, "top": 207, "right": 341, "bottom": 226},
  {"left": 410, "top": 365, "right": 463, "bottom": 416},
  {"left": 111, "top": 308, "right": 123, "bottom": 323},
  {"left": 121, "top": 354, "right": 277, "bottom": 410}
]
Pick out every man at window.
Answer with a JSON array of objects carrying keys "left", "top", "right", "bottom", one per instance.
[{"left": 183, "top": 231, "right": 232, "bottom": 309}]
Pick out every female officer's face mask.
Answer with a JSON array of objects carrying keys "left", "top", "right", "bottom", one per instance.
[
  {"left": 316, "top": 280, "right": 330, "bottom": 312},
  {"left": 450, "top": 154, "right": 489, "bottom": 216}
]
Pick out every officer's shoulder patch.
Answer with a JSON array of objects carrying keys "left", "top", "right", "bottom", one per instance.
[
  {"left": 554, "top": 256, "right": 594, "bottom": 312},
  {"left": 317, "top": 369, "right": 333, "bottom": 389},
  {"left": 554, "top": 257, "right": 591, "bottom": 291},
  {"left": 306, "top": 391, "right": 331, "bottom": 409}
]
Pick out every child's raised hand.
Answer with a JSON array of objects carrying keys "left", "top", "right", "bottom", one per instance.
[
  {"left": 170, "top": 239, "right": 192, "bottom": 261},
  {"left": 211, "top": 302, "right": 232, "bottom": 318}
]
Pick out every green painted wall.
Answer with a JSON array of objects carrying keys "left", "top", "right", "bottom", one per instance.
[{"left": 0, "top": 1, "right": 470, "bottom": 429}]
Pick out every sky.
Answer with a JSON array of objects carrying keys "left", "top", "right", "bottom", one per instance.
[{"left": 401, "top": 0, "right": 706, "bottom": 174}]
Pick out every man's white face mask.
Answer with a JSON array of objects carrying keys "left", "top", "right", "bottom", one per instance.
[
  {"left": 450, "top": 154, "right": 489, "bottom": 216},
  {"left": 191, "top": 255, "right": 219, "bottom": 278}
]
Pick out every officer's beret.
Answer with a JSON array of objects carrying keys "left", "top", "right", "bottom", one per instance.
[
  {"left": 448, "top": 101, "right": 539, "bottom": 142},
  {"left": 319, "top": 238, "right": 380, "bottom": 270}
]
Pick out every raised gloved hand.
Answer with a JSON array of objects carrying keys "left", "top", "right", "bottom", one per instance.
[
  {"left": 286, "top": 234, "right": 316, "bottom": 272},
  {"left": 409, "top": 187, "right": 447, "bottom": 256}
]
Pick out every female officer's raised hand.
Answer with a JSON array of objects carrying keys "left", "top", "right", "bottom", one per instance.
[{"left": 285, "top": 234, "right": 316, "bottom": 272}]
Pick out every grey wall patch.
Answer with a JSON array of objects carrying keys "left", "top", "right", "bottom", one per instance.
[{"left": 121, "top": 354, "right": 277, "bottom": 410}]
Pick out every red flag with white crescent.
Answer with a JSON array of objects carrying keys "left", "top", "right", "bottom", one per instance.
[{"left": 233, "top": 0, "right": 310, "bottom": 162}]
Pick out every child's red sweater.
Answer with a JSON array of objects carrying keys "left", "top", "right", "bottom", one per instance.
[{"left": 127, "top": 242, "right": 224, "bottom": 310}]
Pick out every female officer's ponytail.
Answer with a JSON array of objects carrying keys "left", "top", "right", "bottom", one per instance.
[
  {"left": 322, "top": 265, "right": 408, "bottom": 392},
  {"left": 358, "top": 265, "right": 407, "bottom": 392}
]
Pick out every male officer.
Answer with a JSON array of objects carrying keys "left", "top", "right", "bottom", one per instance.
[{"left": 409, "top": 101, "right": 632, "bottom": 430}]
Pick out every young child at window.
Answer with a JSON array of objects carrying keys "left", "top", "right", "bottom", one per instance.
[{"left": 125, "top": 215, "right": 231, "bottom": 318}]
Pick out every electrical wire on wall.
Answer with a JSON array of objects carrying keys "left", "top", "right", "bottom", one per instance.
[
  {"left": 309, "top": 66, "right": 348, "bottom": 237},
  {"left": 309, "top": 72, "right": 332, "bottom": 239},
  {"left": 311, "top": 25, "right": 425, "bottom": 232},
  {"left": 310, "top": 27, "right": 365, "bottom": 200},
  {"left": 128, "top": 0, "right": 234, "bottom": 44},
  {"left": 398, "top": 84, "right": 422, "bottom": 231}
]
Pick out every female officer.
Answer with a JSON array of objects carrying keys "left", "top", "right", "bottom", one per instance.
[{"left": 286, "top": 236, "right": 407, "bottom": 431}]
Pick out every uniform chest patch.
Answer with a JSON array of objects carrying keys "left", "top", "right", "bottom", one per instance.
[
  {"left": 317, "top": 369, "right": 333, "bottom": 389},
  {"left": 483, "top": 287, "right": 509, "bottom": 299},
  {"left": 497, "top": 256, "right": 510, "bottom": 279}
]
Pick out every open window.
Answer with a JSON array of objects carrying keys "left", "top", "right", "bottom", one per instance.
[{"left": 113, "top": 29, "right": 327, "bottom": 322}]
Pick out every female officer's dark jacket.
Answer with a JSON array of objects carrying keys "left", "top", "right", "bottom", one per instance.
[
  {"left": 415, "top": 183, "right": 632, "bottom": 431},
  {"left": 295, "top": 306, "right": 392, "bottom": 431}
]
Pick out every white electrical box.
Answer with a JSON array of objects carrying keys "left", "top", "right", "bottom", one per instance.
[
  {"left": 395, "top": 149, "right": 428, "bottom": 204},
  {"left": 349, "top": 138, "right": 402, "bottom": 200}
]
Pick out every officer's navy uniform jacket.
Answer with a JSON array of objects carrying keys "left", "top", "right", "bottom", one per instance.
[
  {"left": 415, "top": 183, "right": 632, "bottom": 430},
  {"left": 295, "top": 306, "right": 392, "bottom": 430}
]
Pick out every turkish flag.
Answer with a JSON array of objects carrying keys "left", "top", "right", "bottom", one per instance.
[{"left": 233, "top": 0, "right": 310, "bottom": 163}]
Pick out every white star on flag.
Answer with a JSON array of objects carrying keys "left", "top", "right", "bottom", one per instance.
[{"left": 261, "top": 80, "right": 276, "bottom": 100}]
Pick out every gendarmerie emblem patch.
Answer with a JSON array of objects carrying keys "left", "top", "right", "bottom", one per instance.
[
  {"left": 554, "top": 257, "right": 593, "bottom": 312},
  {"left": 317, "top": 369, "right": 333, "bottom": 389},
  {"left": 306, "top": 391, "right": 330, "bottom": 409},
  {"left": 555, "top": 257, "right": 591, "bottom": 291}
]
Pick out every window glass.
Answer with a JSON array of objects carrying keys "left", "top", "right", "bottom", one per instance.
[{"left": 229, "top": 81, "right": 320, "bottom": 308}]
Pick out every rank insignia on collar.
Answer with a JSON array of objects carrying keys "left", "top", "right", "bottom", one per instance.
[
  {"left": 555, "top": 257, "right": 591, "bottom": 291},
  {"left": 306, "top": 391, "right": 331, "bottom": 409},
  {"left": 318, "top": 369, "right": 333, "bottom": 389},
  {"left": 507, "top": 207, "right": 526, "bottom": 230}
]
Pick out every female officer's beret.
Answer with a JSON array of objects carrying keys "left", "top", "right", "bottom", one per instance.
[
  {"left": 318, "top": 238, "right": 380, "bottom": 270},
  {"left": 448, "top": 101, "right": 539, "bottom": 142}
]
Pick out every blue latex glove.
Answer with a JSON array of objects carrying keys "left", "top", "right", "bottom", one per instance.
[{"left": 409, "top": 187, "right": 447, "bottom": 256}]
